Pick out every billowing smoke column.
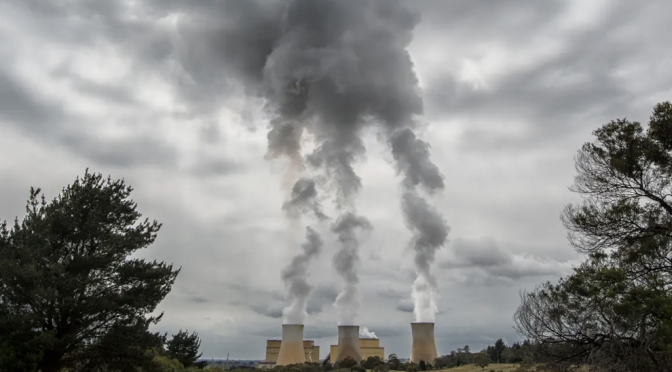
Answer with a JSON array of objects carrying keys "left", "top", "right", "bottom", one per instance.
[
  {"left": 332, "top": 213, "right": 372, "bottom": 325},
  {"left": 276, "top": 324, "right": 307, "bottom": 365},
  {"left": 281, "top": 226, "right": 324, "bottom": 324},
  {"left": 214, "top": 0, "right": 448, "bottom": 323},
  {"left": 410, "top": 322, "right": 438, "bottom": 364},
  {"left": 335, "top": 325, "right": 362, "bottom": 363},
  {"left": 279, "top": 177, "right": 327, "bottom": 324},
  {"left": 282, "top": 178, "right": 328, "bottom": 221},
  {"left": 390, "top": 129, "right": 449, "bottom": 323}
]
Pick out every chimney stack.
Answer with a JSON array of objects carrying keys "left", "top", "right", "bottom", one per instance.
[
  {"left": 410, "top": 322, "right": 438, "bottom": 364},
  {"left": 335, "top": 325, "right": 361, "bottom": 363},
  {"left": 276, "top": 324, "right": 306, "bottom": 366}
]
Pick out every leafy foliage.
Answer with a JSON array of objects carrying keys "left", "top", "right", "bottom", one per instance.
[
  {"left": 360, "top": 356, "right": 384, "bottom": 369},
  {"left": 334, "top": 357, "right": 357, "bottom": 369},
  {"left": 473, "top": 353, "right": 490, "bottom": 370},
  {"left": 515, "top": 102, "right": 672, "bottom": 371}
]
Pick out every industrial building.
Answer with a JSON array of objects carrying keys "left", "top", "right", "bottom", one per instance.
[
  {"left": 263, "top": 337, "right": 384, "bottom": 365},
  {"left": 329, "top": 338, "right": 384, "bottom": 364},
  {"left": 264, "top": 339, "right": 320, "bottom": 363}
]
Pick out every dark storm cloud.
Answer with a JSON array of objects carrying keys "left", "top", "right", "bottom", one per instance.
[
  {"left": 0, "top": 70, "right": 179, "bottom": 168},
  {"left": 0, "top": 69, "right": 66, "bottom": 132},
  {"left": 421, "top": 0, "right": 672, "bottom": 150},
  {"left": 441, "top": 238, "right": 571, "bottom": 281}
]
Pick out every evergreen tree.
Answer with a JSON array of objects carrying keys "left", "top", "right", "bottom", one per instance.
[
  {"left": 0, "top": 170, "right": 180, "bottom": 372},
  {"left": 166, "top": 329, "right": 208, "bottom": 369}
]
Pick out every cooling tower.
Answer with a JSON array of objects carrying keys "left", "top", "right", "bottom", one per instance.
[
  {"left": 276, "top": 324, "right": 306, "bottom": 366},
  {"left": 335, "top": 325, "right": 362, "bottom": 363},
  {"left": 410, "top": 322, "right": 438, "bottom": 364}
]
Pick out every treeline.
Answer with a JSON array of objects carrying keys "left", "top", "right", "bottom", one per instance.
[{"left": 434, "top": 339, "right": 538, "bottom": 368}]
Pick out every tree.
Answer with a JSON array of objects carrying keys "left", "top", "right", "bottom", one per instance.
[
  {"left": 491, "top": 338, "right": 505, "bottom": 363},
  {"left": 361, "top": 356, "right": 384, "bottom": 369},
  {"left": 69, "top": 316, "right": 169, "bottom": 371},
  {"left": 0, "top": 170, "right": 180, "bottom": 372},
  {"left": 335, "top": 356, "right": 358, "bottom": 369},
  {"left": 514, "top": 102, "right": 672, "bottom": 371},
  {"left": 473, "top": 353, "right": 490, "bottom": 370},
  {"left": 372, "top": 365, "right": 389, "bottom": 372},
  {"left": 405, "top": 363, "right": 419, "bottom": 372},
  {"left": 166, "top": 329, "right": 208, "bottom": 369},
  {"left": 386, "top": 353, "right": 400, "bottom": 370}
]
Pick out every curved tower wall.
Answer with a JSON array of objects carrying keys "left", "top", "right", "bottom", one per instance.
[
  {"left": 410, "top": 322, "right": 438, "bottom": 364},
  {"left": 335, "top": 325, "right": 362, "bottom": 362},
  {"left": 276, "top": 324, "right": 306, "bottom": 365}
]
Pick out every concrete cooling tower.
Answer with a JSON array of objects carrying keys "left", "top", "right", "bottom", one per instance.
[
  {"left": 276, "top": 324, "right": 306, "bottom": 366},
  {"left": 410, "top": 322, "right": 438, "bottom": 364},
  {"left": 335, "top": 325, "right": 362, "bottom": 362}
]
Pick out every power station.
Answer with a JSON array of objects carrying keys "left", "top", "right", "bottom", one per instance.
[{"left": 262, "top": 322, "right": 438, "bottom": 366}]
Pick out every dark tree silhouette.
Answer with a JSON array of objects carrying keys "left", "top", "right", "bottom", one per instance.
[
  {"left": 515, "top": 102, "right": 672, "bottom": 372},
  {"left": 0, "top": 170, "right": 180, "bottom": 372},
  {"left": 166, "top": 329, "right": 208, "bottom": 369}
]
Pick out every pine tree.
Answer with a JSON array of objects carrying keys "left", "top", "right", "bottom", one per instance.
[{"left": 0, "top": 170, "right": 180, "bottom": 372}]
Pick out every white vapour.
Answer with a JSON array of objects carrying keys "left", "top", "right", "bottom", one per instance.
[
  {"left": 332, "top": 213, "right": 372, "bottom": 325},
  {"left": 412, "top": 275, "right": 439, "bottom": 322},
  {"left": 281, "top": 227, "right": 324, "bottom": 324},
  {"left": 359, "top": 326, "right": 378, "bottom": 339}
]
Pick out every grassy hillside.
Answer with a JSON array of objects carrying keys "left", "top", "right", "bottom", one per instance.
[{"left": 434, "top": 364, "right": 519, "bottom": 372}]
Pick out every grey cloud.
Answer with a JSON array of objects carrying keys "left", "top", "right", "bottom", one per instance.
[
  {"left": 225, "top": 283, "right": 284, "bottom": 304},
  {"left": 60, "top": 133, "right": 178, "bottom": 168},
  {"left": 228, "top": 282, "right": 337, "bottom": 320},
  {"left": 180, "top": 288, "right": 209, "bottom": 304},
  {"left": 396, "top": 299, "right": 414, "bottom": 313},
  {"left": 414, "top": 0, "right": 567, "bottom": 42},
  {"left": 251, "top": 304, "right": 284, "bottom": 319},
  {"left": 50, "top": 65, "right": 138, "bottom": 106},
  {"left": 442, "top": 238, "right": 572, "bottom": 281},
  {"left": 189, "top": 296, "right": 208, "bottom": 304},
  {"left": 0, "top": 69, "right": 66, "bottom": 132},
  {"left": 306, "top": 285, "right": 339, "bottom": 315},
  {"left": 189, "top": 158, "right": 242, "bottom": 178},
  {"left": 422, "top": 0, "right": 671, "bottom": 150},
  {"left": 0, "top": 69, "right": 179, "bottom": 169}
]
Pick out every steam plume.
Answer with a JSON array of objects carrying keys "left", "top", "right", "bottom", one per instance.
[
  {"left": 360, "top": 326, "right": 378, "bottom": 339},
  {"left": 281, "top": 226, "right": 324, "bottom": 324},
  {"left": 210, "top": 0, "right": 445, "bottom": 323},
  {"left": 331, "top": 212, "right": 372, "bottom": 324}
]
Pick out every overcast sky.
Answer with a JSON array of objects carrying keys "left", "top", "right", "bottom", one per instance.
[{"left": 1, "top": 0, "right": 671, "bottom": 360}]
